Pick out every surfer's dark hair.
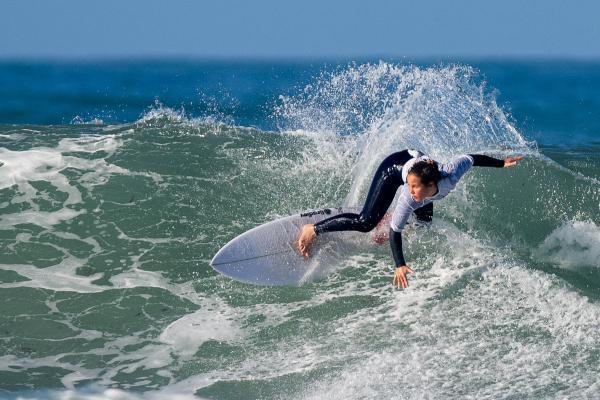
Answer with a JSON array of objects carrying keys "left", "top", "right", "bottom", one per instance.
[{"left": 408, "top": 160, "right": 440, "bottom": 185}]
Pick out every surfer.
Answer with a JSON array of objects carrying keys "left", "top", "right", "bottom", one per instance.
[{"left": 297, "top": 149, "right": 523, "bottom": 289}]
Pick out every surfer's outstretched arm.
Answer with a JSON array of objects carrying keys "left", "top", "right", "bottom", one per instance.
[
  {"left": 468, "top": 154, "right": 524, "bottom": 168},
  {"left": 502, "top": 155, "right": 524, "bottom": 168}
]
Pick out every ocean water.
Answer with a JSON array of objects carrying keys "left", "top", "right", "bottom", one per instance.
[{"left": 0, "top": 59, "right": 599, "bottom": 399}]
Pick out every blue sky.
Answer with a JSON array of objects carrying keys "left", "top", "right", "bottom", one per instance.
[{"left": 1, "top": 0, "right": 599, "bottom": 59}]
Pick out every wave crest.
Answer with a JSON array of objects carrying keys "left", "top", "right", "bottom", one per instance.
[{"left": 276, "top": 62, "right": 534, "bottom": 205}]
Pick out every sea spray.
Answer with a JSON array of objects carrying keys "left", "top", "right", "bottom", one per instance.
[{"left": 275, "top": 63, "right": 533, "bottom": 206}]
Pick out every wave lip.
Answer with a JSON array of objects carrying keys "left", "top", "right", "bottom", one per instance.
[{"left": 274, "top": 62, "right": 535, "bottom": 207}]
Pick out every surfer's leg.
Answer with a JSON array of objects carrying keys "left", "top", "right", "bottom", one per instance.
[
  {"left": 312, "top": 180, "right": 398, "bottom": 234},
  {"left": 314, "top": 150, "right": 412, "bottom": 234},
  {"left": 298, "top": 150, "right": 415, "bottom": 257}
]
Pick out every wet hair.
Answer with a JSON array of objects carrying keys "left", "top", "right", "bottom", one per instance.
[{"left": 407, "top": 159, "right": 440, "bottom": 186}]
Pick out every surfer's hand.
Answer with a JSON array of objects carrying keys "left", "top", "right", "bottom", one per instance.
[
  {"left": 393, "top": 265, "right": 414, "bottom": 289},
  {"left": 503, "top": 156, "right": 524, "bottom": 168}
]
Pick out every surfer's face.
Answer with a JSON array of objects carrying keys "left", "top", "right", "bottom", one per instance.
[{"left": 407, "top": 174, "right": 437, "bottom": 201}]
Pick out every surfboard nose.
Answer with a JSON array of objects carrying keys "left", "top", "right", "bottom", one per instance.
[{"left": 209, "top": 207, "right": 361, "bottom": 286}]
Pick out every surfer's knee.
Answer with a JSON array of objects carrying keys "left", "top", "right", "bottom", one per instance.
[{"left": 357, "top": 215, "right": 378, "bottom": 232}]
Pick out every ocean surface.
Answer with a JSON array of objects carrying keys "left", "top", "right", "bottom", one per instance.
[{"left": 0, "top": 59, "right": 599, "bottom": 399}]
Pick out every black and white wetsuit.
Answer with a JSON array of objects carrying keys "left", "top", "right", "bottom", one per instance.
[{"left": 313, "top": 149, "right": 504, "bottom": 267}]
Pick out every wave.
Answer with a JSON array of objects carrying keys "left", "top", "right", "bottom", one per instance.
[
  {"left": 0, "top": 62, "right": 599, "bottom": 397},
  {"left": 1, "top": 63, "right": 597, "bottom": 287}
]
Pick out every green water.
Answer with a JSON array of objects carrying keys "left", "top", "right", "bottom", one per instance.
[{"left": 1, "top": 63, "right": 599, "bottom": 399}]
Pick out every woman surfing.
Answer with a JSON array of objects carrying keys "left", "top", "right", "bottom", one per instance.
[{"left": 297, "top": 149, "right": 524, "bottom": 289}]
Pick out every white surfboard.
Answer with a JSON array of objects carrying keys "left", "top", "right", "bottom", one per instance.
[{"left": 210, "top": 207, "right": 363, "bottom": 286}]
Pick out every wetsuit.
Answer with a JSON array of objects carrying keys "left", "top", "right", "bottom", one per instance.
[{"left": 313, "top": 149, "right": 504, "bottom": 266}]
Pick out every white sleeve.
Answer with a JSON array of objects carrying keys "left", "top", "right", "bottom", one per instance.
[
  {"left": 442, "top": 155, "right": 474, "bottom": 184},
  {"left": 390, "top": 189, "right": 413, "bottom": 232}
]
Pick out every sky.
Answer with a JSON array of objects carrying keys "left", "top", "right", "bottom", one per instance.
[{"left": 1, "top": 0, "right": 600, "bottom": 59}]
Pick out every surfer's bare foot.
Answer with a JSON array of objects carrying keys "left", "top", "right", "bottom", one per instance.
[{"left": 297, "top": 224, "right": 317, "bottom": 258}]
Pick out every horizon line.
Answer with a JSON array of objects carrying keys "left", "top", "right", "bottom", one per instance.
[{"left": 2, "top": 54, "right": 600, "bottom": 63}]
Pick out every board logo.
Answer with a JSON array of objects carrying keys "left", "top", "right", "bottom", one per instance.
[{"left": 300, "top": 208, "right": 332, "bottom": 218}]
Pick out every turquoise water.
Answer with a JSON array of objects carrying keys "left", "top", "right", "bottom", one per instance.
[{"left": 0, "top": 61, "right": 599, "bottom": 399}]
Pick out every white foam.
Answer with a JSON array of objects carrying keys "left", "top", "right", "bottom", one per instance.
[
  {"left": 0, "top": 256, "right": 198, "bottom": 295},
  {"left": 535, "top": 220, "right": 600, "bottom": 268},
  {"left": 0, "top": 207, "right": 86, "bottom": 229},
  {"left": 71, "top": 116, "right": 105, "bottom": 125},
  {"left": 0, "top": 148, "right": 74, "bottom": 196},
  {"left": 277, "top": 217, "right": 600, "bottom": 399},
  {"left": 298, "top": 264, "right": 600, "bottom": 399},
  {"left": 134, "top": 101, "right": 232, "bottom": 133},
  {"left": 57, "top": 135, "right": 122, "bottom": 154},
  {"left": 0, "top": 134, "right": 128, "bottom": 230},
  {"left": 0, "top": 262, "right": 104, "bottom": 293},
  {"left": 159, "top": 298, "right": 240, "bottom": 359},
  {"left": 10, "top": 387, "right": 204, "bottom": 400}
]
